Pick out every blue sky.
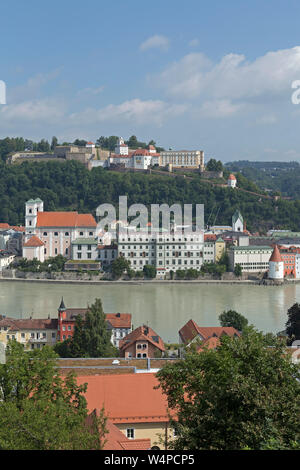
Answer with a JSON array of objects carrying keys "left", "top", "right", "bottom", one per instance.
[{"left": 1, "top": 0, "right": 300, "bottom": 162}]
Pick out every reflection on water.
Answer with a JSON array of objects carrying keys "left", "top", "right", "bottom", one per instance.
[{"left": 0, "top": 281, "right": 299, "bottom": 342}]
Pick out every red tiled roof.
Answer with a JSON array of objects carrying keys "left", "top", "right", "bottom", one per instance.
[
  {"left": 77, "top": 373, "right": 172, "bottom": 422},
  {"left": 179, "top": 319, "right": 240, "bottom": 345},
  {"left": 197, "top": 336, "right": 220, "bottom": 352},
  {"left": 270, "top": 245, "right": 283, "bottom": 263},
  {"left": 204, "top": 234, "right": 217, "bottom": 241},
  {"left": 37, "top": 212, "right": 96, "bottom": 228},
  {"left": 0, "top": 223, "right": 10, "bottom": 229},
  {"left": 23, "top": 235, "right": 44, "bottom": 247},
  {"left": 10, "top": 226, "right": 25, "bottom": 232},
  {"left": 132, "top": 149, "right": 151, "bottom": 156},
  {"left": 106, "top": 313, "right": 132, "bottom": 329},
  {"left": 119, "top": 325, "right": 165, "bottom": 352}
]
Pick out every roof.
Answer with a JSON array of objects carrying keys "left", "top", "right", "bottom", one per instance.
[
  {"left": 23, "top": 235, "right": 44, "bottom": 247},
  {"left": 132, "top": 149, "right": 151, "bottom": 156},
  {"left": 232, "top": 210, "right": 243, "bottom": 224},
  {"left": 119, "top": 325, "right": 165, "bottom": 353},
  {"left": 270, "top": 245, "right": 283, "bottom": 263},
  {"left": 37, "top": 212, "right": 96, "bottom": 228},
  {"left": 106, "top": 313, "right": 132, "bottom": 329},
  {"left": 204, "top": 234, "right": 217, "bottom": 242},
  {"left": 0, "top": 223, "right": 10, "bottom": 229},
  {"left": 228, "top": 174, "right": 236, "bottom": 180},
  {"left": 59, "top": 307, "right": 131, "bottom": 328},
  {"left": 231, "top": 245, "right": 273, "bottom": 251},
  {"left": 102, "top": 418, "right": 151, "bottom": 450},
  {"left": 179, "top": 319, "right": 241, "bottom": 345},
  {"left": 0, "top": 317, "right": 58, "bottom": 331},
  {"left": 76, "top": 373, "right": 171, "bottom": 422}
]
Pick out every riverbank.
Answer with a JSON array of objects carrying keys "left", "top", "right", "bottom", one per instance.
[{"left": 0, "top": 276, "right": 282, "bottom": 285}]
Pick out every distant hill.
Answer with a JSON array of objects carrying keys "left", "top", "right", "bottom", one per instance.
[
  {"left": 225, "top": 161, "right": 300, "bottom": 199},
  {"left": 1, "top": 159, "right": 300, "bottom": 233}
]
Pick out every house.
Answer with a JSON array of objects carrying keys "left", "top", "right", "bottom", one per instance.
[
  {"left": 0, "top": 251, "right": 15, "bottom": 271},
  {"left": 86, "top": 411, "right": 151, "bottom": 450},
  {"left": 227, "top": 174, "right": 237, "bottom": 188},
  {"left": 179, "top": 319, "right": 241, "bottom": 350},
  {"left": 0, "top": 316, "right": 58, "bottom": 350},
  {"left": 119, "top": 325, "right": 165, "bottom": 358},
  {"left": 57, "top": 299, "right": 132, "bottom": 346},
  {"left": 77, "top": 373, "right": 176, "bottom": 449}
]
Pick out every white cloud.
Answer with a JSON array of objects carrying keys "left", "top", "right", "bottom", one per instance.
[
  {"left": 139, "top": 35, "right": 170, "bottom": 52},
  {"left": 199, "top": 99, "right": 243, "bottom": 118},
  {"left": 69, "top": 98, "right": 187, "bottom": 127},
  {"left": 154, "top": 46, "right": 300, "bottom": 105},
  {"left": 77, "top": 86, "right": 104, "bottom": 96},
  {"left": 0, "top": 98, "right": 65, "bottom": 123}
]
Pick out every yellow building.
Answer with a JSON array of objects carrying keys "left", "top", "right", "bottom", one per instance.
[
  {"left": 0, "top": 316, "right": 58, "bottom": 350},
  {"left": 77, "top": 373, "right": 177, "bottom": 450},
  {"left": 215, "top": 237, "right": 226, "bottom": 262}
]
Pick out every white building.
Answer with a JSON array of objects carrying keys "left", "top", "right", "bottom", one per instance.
[
  {"left": 0, "top": 252, "right": 15, "bottom": 271},
  {"left": 229, "top": 245, "right": 273, "bottom": 273},
  {"left": 232, "top": 210, "right": 244, "bottom": 232},
  {"left": 117, "top": 231, "right": 204, "bottom": 274},
  {"left": 160, "top": 150, "right": 204, "bottom": 169},
  {"left": 268, "top": 245, "right": 284, "bottom": 280},
  {"left": 23, "top": 199, "right": 97, "bottom": 261},
  {"left": 228, "top": 174, "right": 237, "bottom": 188},
  {"left": 115, "top": 137, "right": 129, "bottom": 155}
]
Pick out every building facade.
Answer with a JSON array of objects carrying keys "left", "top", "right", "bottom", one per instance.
[{"left": 159, "top": 150, "right": 204, "bottom": 169}]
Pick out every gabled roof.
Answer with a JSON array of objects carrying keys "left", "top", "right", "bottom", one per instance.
[
  {"left": 77, "top": 373, "right": 172, "bottom": 422},
  {"left": 37, "top": 212, "right": 96, "bottom": 228},
  {"left": 119, "top": 325, "right": 165, "bottom": 352},
  {"left": 179, "top": 319, "right": 241, "bottom": 345},
  {"left": 23, "top": 235, "right": 44, "bottom": 247},
  {"left": 105, "top": 313, "right": 132, "bottom": 329}
]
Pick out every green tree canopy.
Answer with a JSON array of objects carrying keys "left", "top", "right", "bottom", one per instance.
[
  {"left": 156, "top": 327, "right": 300, "bottom": 450},
  {"left": 286, "top": 302, "right": 300, "bottom": 345},
  {"left": 0, "top": 341, "right": 107, "bottom": 450},
  {"left": 219, "top": 309, "right": 248, "bottom": 332},
  {"left": 55, "top": 299, "right": 118, "bottom": 358}
]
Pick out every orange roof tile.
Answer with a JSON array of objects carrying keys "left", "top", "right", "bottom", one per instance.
[
  {"left": 23, "top": 235, "right": 44, "bottom": 247},
  {"left": 77, "top": 373, "right": 172, "bottom": 423},
  {"left": 0, "top": 223, "right": 10, "bottom": 229},
  {"left": 37, "top": 212, "right": 96, "bottom": 228},
  {"left": 106, "top": 313, "right": 132, "bottom": 329}
]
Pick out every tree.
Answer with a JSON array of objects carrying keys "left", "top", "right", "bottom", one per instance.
[
  {"left": 234, "top": 263, "right": 242, "bottom": 277},
  {"left": 111, "top": 257, "right": 131, "bottom": 279},
  {"left": 286, "top": 303, "right": 300, "bottom": 345},
  {"left": 0, "top": 341, "right": 107, "bottom": 450},
  {"left": 143, "top": 264, "right": 156, "bottom": 279},
  {"left": 60, "top": 299, "right": 118, "bottom": 358},
  {"left": 219, "top": 309, "right": 248, "bottom": 332},
  {"left": 206, "top": 159, "right": 223, "bottom": 172},
  {"left": 156, "top": 328, "right": 300, "bottom": 450},
  {"left": 51, "top": 136, "right": 58, "bottom": 150}
]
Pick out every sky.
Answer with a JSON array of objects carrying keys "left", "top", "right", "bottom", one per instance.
[{"left": 1, "top": 0, "right": 300, "bottom": 162}]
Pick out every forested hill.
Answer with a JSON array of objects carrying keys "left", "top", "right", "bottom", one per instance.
[
  {"left": 225, "top": 161, "right": 300, "bottom": 199},
  {"left": 1, "top": 160, "right": 300, "bottom": 233}
]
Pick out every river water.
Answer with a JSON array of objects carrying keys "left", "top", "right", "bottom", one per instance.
[{"left": 0, "top": 281, "right": 298, "bottom": 342}]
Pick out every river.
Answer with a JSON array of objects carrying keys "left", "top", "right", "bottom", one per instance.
[{"left": 0, "top": 281, "right": 298, "bottom": 342}]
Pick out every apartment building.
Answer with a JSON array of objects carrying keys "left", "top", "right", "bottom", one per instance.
[
  {"left": 0, "top": 316, "right": 58, "bottom": 350},
  {"left": 159, "top": 149, "right": 204, "bottom": 169},
  {"left": 117, "top": 230, "right": 204, "bottom": 273}
]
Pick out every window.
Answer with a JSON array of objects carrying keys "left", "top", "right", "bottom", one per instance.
[
  {"left": 89, "top": 232, "right": 93, "bottom": 236},
  {"left": 126, "top": 428, "right": 135, "bottom": 439},
  {"left": 54, "top": 232, "right": 58, "bottom": 236},
  {"left": 80, "top": 232, "right": 84, "bottom": 236},
  {"left": 78, "top": 245, "right": 82, "bottom": 251},
  {"left": 43, "top": 232, "right": 48, "bottom": 236},
  {"left": 78, "top": 253, "right": 82, "bottom": 259},
  {"left": 88, "top": 253, "right": 92, "bottom": 259},
  {"left": 65, "top": 232, "right": 69, "bottom": 236},
  {"left": 55, "top": 248, "right": 58, "bottom": 255},
  {"left": 68, "top": 325, "right": 71, "bottom": 331}
]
